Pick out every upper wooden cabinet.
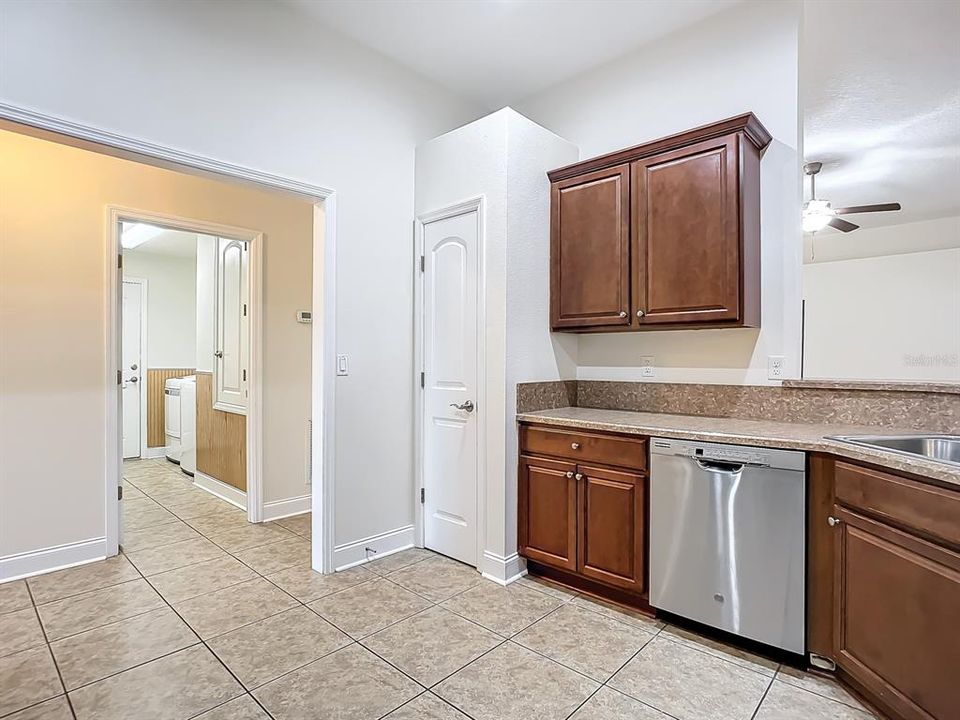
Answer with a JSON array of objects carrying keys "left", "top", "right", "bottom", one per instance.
[
  {"left": 548, "top": 114, "right": 770, "bottom": 332},
  {"left": 550, "top": 165, "right": 630, "bottom": 329}
]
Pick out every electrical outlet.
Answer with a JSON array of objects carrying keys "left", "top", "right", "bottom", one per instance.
[
  {"left": 640, "top": 356, "right": 655, "bottom": 378},
  {"left": 768, "top": 355, "right": 786, "bottom": 380}
]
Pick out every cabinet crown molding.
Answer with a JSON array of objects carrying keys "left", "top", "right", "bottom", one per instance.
[{"left": 547, "top": 112, "right": 772, "bottom": 183}]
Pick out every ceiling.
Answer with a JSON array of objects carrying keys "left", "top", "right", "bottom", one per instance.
[
  {"left": 802, "top": 0, "right": 960, "bottom": 230},
  {"left": 124, "top": 227, "right": 198, "bottom": 259},
  {"left": 286, "top": 0, "right": 741, "bottom": 108}
]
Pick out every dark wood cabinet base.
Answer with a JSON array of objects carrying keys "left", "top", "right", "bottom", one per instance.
[{"left": 526, "top": 562, "right": 653, "bottom": 615}]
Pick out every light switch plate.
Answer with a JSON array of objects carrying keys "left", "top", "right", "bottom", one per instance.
[
  {"left": 768, "top": 355, "right": 786, "bottom": 380},
  {"left": 336, "top": 354, "right": 349, "bottom": 376}
]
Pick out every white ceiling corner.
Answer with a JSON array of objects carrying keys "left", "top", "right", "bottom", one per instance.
[{"left": 285, "top": 0, "right": 742, "bottom": 109}]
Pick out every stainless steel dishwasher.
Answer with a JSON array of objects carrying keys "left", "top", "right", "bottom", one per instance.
[{"left": 649, "top": 437, "right": 806, "bottom": 654}]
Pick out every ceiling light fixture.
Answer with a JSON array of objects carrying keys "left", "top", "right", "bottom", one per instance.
[
  {"left": 121, "top": 222, "right": 165, "bottom": 250},
  {"left": 801, "top": 199, "right": 835, "bottom": 233}
]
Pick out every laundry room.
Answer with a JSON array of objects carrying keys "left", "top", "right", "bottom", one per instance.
[{"left": 121, "top": 221, "right": 250, "bottom": 506}]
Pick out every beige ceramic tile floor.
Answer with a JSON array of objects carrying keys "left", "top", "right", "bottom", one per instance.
[{"left": 0, "top": 458, "right": 881, "bottom": 720}]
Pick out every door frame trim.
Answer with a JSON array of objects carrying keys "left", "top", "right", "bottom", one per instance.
[
  {"left": 414, "top": 196, "right": 486, "bottom": 569},
  {"left": 0, "top": 103, "right": 338, "bottom": 573},
  {"left": 120, "top": 276, "right": 149, "bottom": 459}
]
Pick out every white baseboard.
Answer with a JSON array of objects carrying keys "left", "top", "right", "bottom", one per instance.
[
  {"left": 480, "top": 550, "right": 526, "bottom": 585},
  {"left": 333, "top": 525, "right": 414, "bottom": 571},
  {"left": 194, "top": 471, "right": 247, "bottom": 510},
  {"left": 0, "top": 537, "right": 108, "bottom": 583},
  {"left": 262, "top": 494, "right": 311, "bottom": 522},
  {"left": 141, "top": 446, "right": 168, "bottom": 459}
]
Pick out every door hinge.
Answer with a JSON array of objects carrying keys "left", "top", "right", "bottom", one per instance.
[
  {"left": 118, "top": 254, "right": 123, "bottom": 269},
  {"left": 117, "top": 370, "right": 123, "bottom": 385},
  {"left": 420, "top": 372, "right": 425, "bottom": 389},
  {"left": 419, "top": 255, "right": 425, "bottom": 272},
  {"left": 243, "top": 369, "right": 247, "bottom": 382},
  {"left": 243, "top": 303, "right": 247, "bottom": 317},
  {"left": 420, "top": 488, "right": 425, "bottom": 504},
  {"left": 118, "top": 485, "right": 123, "bottom": 500}
]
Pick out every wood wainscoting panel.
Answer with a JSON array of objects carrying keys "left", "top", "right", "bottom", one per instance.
[
  {"left": 147, "top": 368, "right": 196, "bottom": 447},
  {"left": 196, "top": 371, "right": 246, "bottom": 491}
]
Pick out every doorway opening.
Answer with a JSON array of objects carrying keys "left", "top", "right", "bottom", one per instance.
[
  {"left": 116, "top": 213, "right": 261, "bottom": 547},
  {"left": 120, "top": 220, "right": 252, "bottom": 508}
]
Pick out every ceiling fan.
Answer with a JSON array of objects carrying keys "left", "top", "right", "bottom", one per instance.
[{"left": 802, "top": 162, "right": 901, "bottom": 233}]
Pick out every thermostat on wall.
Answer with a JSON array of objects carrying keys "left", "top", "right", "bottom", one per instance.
[{"left": 297, "top": 310, "right": 312, "bottom": 323}]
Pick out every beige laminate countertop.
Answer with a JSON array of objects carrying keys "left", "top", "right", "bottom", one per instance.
[{"left": 517, "top": 406, "right": 960, "bottom": 488}]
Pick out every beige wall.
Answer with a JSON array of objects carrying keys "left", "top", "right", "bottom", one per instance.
[{"left": 0, "top": 128, "right": 313, "bottom": 561}]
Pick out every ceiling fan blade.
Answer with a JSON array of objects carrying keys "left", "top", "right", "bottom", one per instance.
[
  {"left": 828, "top": 217, "right": 859, "bottom": 233},
  {"left": 833, "top": 203, "right": 902, "bottom": 215}
]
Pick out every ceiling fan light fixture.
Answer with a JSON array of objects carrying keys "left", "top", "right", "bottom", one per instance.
[{"left": 802, "top": 199, "right": 835, "bottom": 233}]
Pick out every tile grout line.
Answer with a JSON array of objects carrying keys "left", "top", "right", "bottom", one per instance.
[{"left": 22, "top": 579, "right": 78, "bottom": 720}]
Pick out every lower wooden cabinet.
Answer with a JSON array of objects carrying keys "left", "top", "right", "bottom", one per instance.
[
  {"left": 810, "top": 455, "right": 960, "bottom": 720},
  {"left": 834, "top": 506, "right": 960, "bottom": 720},
  {"left": 578, "top": 464, "right": 645, "bottom": 593},
  {"left": 518, "top": 424, "right": 648, "bottom": 600},
  {"left": 518, "top": 455, "right": 578, "bottom": 571}
]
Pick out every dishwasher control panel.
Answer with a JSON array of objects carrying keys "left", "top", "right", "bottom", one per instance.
[{"left": 650, "top": 437, "right": 805, "bottom": 472}]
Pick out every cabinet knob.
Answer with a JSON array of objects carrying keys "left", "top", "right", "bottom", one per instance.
[
  {"left": 571, "top": 442, "right": 580, "bottom": 450},
  {"left": 636, "top": 309, "right": 646, "bottom": 318},
  {"left": 618, "top": 311, "right": 627, "bottom": 318},
  {"left": 565, "top": 471, "right": 574, "bottom": 478},
  {"left": 827, "top": 516, "right": 841, "bottom": 527},
  {"left": 575, "top": 473, "right": 584, "bottom": 481}
]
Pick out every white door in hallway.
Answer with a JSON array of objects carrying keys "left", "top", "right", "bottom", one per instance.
[
  {"left": 121, "top": 279, "right": 143, "bottom": 459},
  {"left": 422, "top": 209, "right": 480, "bottom": 566}
]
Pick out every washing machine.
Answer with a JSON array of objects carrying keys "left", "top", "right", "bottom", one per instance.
[
  {"left": 164, "top": 377, "right": 185, "bottom": 463},
  {"left": 179, "top": 376, "right": 197, "bottom": 476}
]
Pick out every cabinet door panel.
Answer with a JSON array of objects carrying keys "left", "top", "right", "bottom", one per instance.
[
  {"left": 578, "top": 464, "right": 645, "bottom": 593},
  {"left": 835, "top": 508, "right": 960, "bottom": 720},
  {"left": 519, "top": 456, "right": 578, "bottom": 571},
  {"left": 551, "top": 165, "right": 630, "bottom": 329},
  {"left": 633, "top": 136, "right": 740, "bottom": 325}
]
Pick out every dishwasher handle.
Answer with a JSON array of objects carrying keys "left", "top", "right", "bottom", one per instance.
[{"left": 694, "top": 458, "right": 746, "bottom": 474}]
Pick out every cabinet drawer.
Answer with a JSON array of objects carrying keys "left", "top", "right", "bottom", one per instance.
[
  {"left": 835, "top": 461, "right": 960, "bottom": 547},
  {"left": 521, "top": 425, "right": 647, "bottom": 471}
]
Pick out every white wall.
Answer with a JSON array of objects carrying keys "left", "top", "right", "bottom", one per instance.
[
  {"left": 195, "top": 236, "right": 216, "bottom": 373},
  {"left": 415, "top": 108, "right": 578, "bottom": 578},
  {"left": 0, "top": 0, "right": 484, "bottom": 558},
  {"left": 123, "top": 250, "right": 197, "bottom": 369},
  {"left": 803, "top": 216, "right": 960, "bottom": 381},
  {"left": 517, "top": 0, "right": 804, "bottom": 385}
]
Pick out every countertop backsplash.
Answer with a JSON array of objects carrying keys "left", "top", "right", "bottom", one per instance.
[{"left": 517, "top": 380, "right": 960, "bottom": 434}]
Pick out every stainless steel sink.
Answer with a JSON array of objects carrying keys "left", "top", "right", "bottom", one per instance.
[{"left": 829, "top": 434, "right": 960, "bottom": 467}]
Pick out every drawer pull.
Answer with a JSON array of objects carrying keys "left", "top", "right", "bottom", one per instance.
[
  {"left": 575, "top": 473, "right": 584, "bottom": 481},
  {"left": 571, "top": 442, "right": 581, "bottom": 450},
  {"left": 827, "top": 516, "right": 842, "bottom": 527},
  {"left": 565, "top": 471, "right": 574, "bottom": 478}
]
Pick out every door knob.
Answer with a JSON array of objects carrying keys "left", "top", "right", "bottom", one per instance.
[
  {"left": 636, "top": 309, "right": 646, "bottom": 318},
  {"left": 129, "top": 377, "right": 138, "bottom": 383},
  {"left": 827, "top": 516, "right": 841, "bottom": 527},
  {"left": 130, "top": 364, "right": 138, "bottom": 371},
  {"left": 449, "top": 400, "right": 475, "bottom": 413}
]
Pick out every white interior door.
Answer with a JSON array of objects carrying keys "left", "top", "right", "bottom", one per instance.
[
  {"left": 215, "top": 237, "right": 249, "bottom": 413},
  {"left": 423, "top": 210, "right": 479, "bottom": 566},
  {"left": 121, "top": 280, "right": 143, "bottom": 459}
]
